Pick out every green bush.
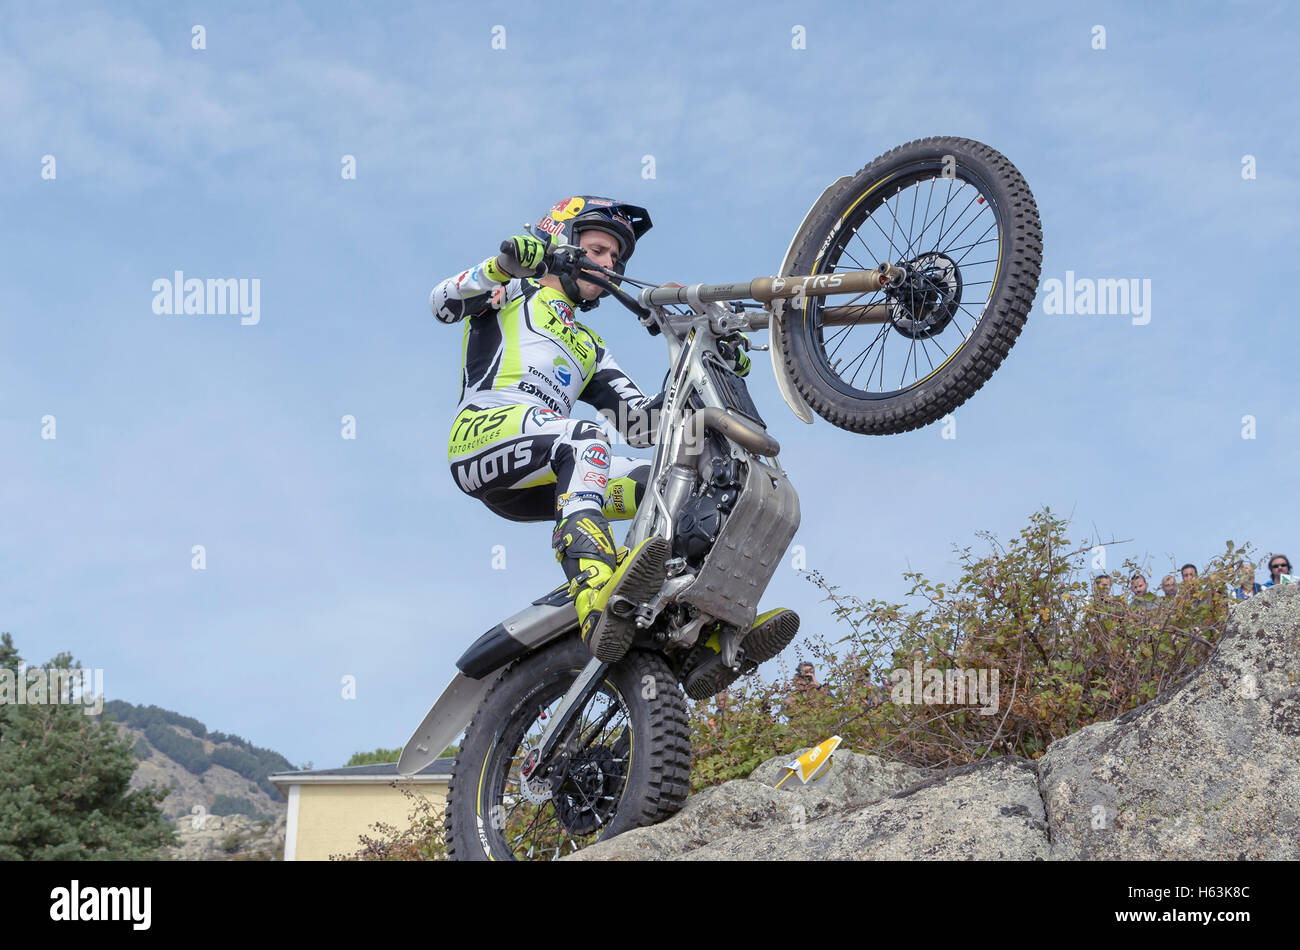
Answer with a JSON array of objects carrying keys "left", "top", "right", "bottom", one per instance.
[
  {"left": 332, "top": 783, "right": 448, "bottom": 861},
  {"left": 689, "top": 507, "right": 1249, "bottom": 788}
]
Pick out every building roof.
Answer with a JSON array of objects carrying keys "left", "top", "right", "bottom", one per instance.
[{"left": 269, "top": 758, "right": 454, "bottom": 792}]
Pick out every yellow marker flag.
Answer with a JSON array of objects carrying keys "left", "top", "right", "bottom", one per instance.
[{"left": 774, "top": 735, "right": 842, "bottom": 788}]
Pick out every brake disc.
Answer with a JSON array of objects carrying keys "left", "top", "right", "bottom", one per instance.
[{"left": 518, "top": 748, "right": 552, "bottom": 804}]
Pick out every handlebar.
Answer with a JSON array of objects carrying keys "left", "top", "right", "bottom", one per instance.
[
  {"left": 526, "top": 228, "right": 902, "bottom": 333},
  {"left": 637, "top": 265, "right": 902, "bottom": 309}
]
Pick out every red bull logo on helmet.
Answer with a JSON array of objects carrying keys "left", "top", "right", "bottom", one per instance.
[
  {"left": 549, "top": 197, "right": 586, "bottom": 221},
  {"left": 537, "top": 217, "right": 565, "bottom": 237}
]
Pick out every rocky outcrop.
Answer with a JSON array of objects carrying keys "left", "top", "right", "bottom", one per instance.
[
  {"left": 164, "top": 812, "right": 287, "bottom": 861},
  {"left": 569, "top": 583, "right": 1300, "bottom": 861},
  {"left": 1039, "top": 583, "right": 1300, "bottom": 859}
]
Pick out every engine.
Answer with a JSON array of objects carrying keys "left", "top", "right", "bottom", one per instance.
[{"left": 672, "top": 456, "right": 743, "bottom": 567}]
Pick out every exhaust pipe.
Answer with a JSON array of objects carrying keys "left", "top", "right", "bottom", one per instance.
[{"left": 674, "top": 407, "right": 780, "bottom": 465}]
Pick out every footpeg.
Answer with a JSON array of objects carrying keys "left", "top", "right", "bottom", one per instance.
[{"left": 607, "top": 594, "right": 637, "bottom": 617}]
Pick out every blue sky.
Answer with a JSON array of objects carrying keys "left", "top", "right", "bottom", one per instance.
[{"left": 2, "top": 0, "right": 1296, "bottom": 769}]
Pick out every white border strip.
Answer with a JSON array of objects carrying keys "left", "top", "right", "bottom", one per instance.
[{"left": 284, "top": 784, "right": 300, "bottom": 861}]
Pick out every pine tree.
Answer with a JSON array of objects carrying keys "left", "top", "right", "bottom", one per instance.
[{"left": 0, "top": 633, "right": 177, "bottom": 860}]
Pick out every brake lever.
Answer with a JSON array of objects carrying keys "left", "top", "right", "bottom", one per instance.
[
  {"left": 549, "top": 249, "right": 654, "bottom": 323},
  {"left": 575, "top": 268, "right": 653, "bottom": 322},
  {"left": 524, "top": 224, "right": 658, "bottom": 330}
]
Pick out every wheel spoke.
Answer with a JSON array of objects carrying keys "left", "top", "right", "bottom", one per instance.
[{"left": 803, "top": 166, "right": 1012, "bottom": 398}]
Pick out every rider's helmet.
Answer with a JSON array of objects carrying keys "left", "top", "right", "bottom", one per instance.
[{"left": 535, "top": 196, "right": 652, "bottom": 310}]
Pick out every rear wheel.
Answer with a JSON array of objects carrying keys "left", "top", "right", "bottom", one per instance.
[
  {"left": 782, "top": 136, "right": 1042, "bottom": 434},
  {"left": 444, "top": 637, "right": 691, "bottom": 861}
]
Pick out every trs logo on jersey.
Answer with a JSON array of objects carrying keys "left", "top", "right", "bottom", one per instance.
[
  {"left": 582, "top": 444, "right": 610, "bottom": 469},
  {"left": 553, "top": 356, "right": 572, "bottom": 387}
]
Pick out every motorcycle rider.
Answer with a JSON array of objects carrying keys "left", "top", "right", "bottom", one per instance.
[{"left": 429, "top": 196, "right": 799, "bottom": 693}]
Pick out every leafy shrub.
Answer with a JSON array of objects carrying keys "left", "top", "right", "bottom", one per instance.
[
  {"left": 331, "top": 783, "right": 448, "bottom": 861},
  {"left": 689, "top": 508, "right": 1250, "bottom": 787}
]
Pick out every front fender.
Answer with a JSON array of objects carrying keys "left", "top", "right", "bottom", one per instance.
[
  {"left": 397, "top": 671, "right": 492, "bottom": 776},
  {"left": 768, "top": 175, "right": 853, "bottom": 425}
]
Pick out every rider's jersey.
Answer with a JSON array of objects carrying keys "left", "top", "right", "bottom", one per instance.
[{"left": 431, "top": 261, "right": 656, "bottom": 448}]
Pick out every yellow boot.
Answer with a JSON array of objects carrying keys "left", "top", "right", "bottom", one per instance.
[
  {"left": 681, "top": 608, "right": 801, "bottom": 700},
  {"left": 555, "top": 512, "right": 669, "bottom": 663}
]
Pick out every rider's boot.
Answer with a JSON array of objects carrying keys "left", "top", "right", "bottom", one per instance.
[
  {"left": 554, "top": 509, "right": 669, "bottom": 663},
  {"left": 681, "top": 607, "right": 801, "bottom": 701}
]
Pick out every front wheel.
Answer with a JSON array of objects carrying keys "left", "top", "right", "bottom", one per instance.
[
  {"left": 782, "top": 136, "right": 1043, "bottom": 434},
  {"left": 444, "top": 637, "right": 691, "bottom": 861}
]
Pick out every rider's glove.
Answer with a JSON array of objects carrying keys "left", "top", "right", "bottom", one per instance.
[
  {"left": 486, "top": 234, "right": 550, "bottom": 282},
  {"left": 717, "top": 333, "right": 752, "bottom": 377}
]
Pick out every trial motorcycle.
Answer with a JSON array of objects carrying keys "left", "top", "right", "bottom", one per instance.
[{"left": 399, "top": 136, "right": 1043, "bottom": 860}]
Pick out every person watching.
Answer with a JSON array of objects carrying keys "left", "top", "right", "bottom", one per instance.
[{"left": 1264, "top": 555, "right": 1292, "bottom": 588}]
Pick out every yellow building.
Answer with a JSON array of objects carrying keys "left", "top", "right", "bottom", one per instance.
[{"left": 270, "top": 759, "right": 453, "bottom": 861}]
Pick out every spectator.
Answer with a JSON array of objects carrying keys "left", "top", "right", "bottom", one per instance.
[
  {"left": 1076, "top": 572, "right": 1115, "bottom": 624},
  {"left": 1181, "top": 563, "right": 1198, "bottom": 582},
  {"left": 783, "top": 662, "right": 831, "bottom": 713},
  {"left": 706, "top": 689, "right": 731, "bottom": 734},
  {"left": 1092, "top": 572, "right": 1113, "bottom": 601},
  {"left": 1232, "top": 568, "right": 1261, "bottom": 600},
  {"left": 1264, "top": 555, "right": 1292, "bottom": 588},
  {"left": 1129, "top": 573, "right": 1157, "bottom": 607},
  {"left": 1160, "top": 574, "right": 1179, "bottom": 598},
  {"left": 793, "top": 662, "right": 824, "bottom": 692}
]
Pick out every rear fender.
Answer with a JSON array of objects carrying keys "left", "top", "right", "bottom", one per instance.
[{"left": 398, "top": 589, "right": 578, "bottom": 776}]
